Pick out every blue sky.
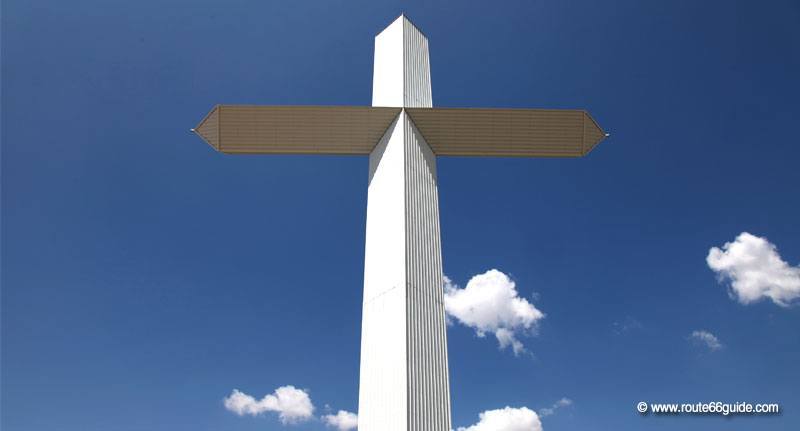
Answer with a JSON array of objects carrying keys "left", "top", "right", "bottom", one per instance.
[{"left": 3, "top": 0, "right": 800, "bottom": 430}]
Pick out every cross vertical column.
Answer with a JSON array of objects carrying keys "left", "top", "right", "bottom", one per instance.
[{"left": 358, "top": 15, "right": 451, "bottom": 431}]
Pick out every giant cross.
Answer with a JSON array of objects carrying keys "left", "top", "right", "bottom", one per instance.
[{"left": 193, "top": 15, "right": 606, "bottom": 431}]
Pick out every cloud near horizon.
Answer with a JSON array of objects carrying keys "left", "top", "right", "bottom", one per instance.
[
  {"left": 456, "top": 406, "right": 543, "bottom": 431},
  {"left": 707, "top": 232, "right": 800, "bottom": 306},
  {"left": 223, "top": 386, "right": 314, "bottom": 424},
  {"left": 322, "top": 410, "right": 358, "bottom": 430},
  {"left": 444, "top": 269, "right": 545, "bottom": 355}
]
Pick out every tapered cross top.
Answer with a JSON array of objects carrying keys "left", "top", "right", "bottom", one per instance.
[{"left": 192, "top": 15, "right": 606, "bottom": 431}]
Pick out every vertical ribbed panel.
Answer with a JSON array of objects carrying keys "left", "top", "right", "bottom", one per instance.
[
  {"left": 404, "top": 114, "right": 450, "bottom": 431},
  {"left": 358, "top": 113, "right": 408, "bottom": 431},
  {"left": 402, "top": 18, "right": 432, "bottom": 108},
  {"left": 372, "top": 15, "right": 432, "bottom": 108},
  {"left": 361, "top": 15, "right": 450, "bottom": 431},
  {"left": 359, "top": 111, "right": 451, "bottom": 431},
  {"left": 360, "top": 113, "right": 408, "bottom": 431}
]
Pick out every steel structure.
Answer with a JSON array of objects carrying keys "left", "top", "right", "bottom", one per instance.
[{"left": 193, "top": 15, "right": 606, "bottom": 431}]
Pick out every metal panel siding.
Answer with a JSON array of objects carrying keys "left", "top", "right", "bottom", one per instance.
[
  {"left": 406, "top": 108, "right": 607, "bottom": 157},
  {"left": 373, "top": 17, "right": 405, "bottom": 107},
  {"left": 194, "top": 106, "right": 220, "bottom": 150},
  {"left": 583, "top": 113, "right": 606, "bottom": 155},
  {"left": 193, "top": 106, "right": 401, "bottom": 154},
  {"left": 403, "top": 18, "right": 432, "bottom": 108},
  {"left": 404, "top": 114, "right": 451, "bottom": 431},
  {"left": 372, "top": 15, "right": 432, "bottom": 108},
  {"left": 360, "top": 114, "right": 408, "bottom": 431},
  {"left": 359, "top": 112, "right": 452, "bottom": 431},
  {"left": 362, "top": 17, "right": 451, "bottom": 430}
]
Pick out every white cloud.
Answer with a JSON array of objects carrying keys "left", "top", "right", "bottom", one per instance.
[
  {"left": 612, "top": 316, "right": 643, "bottom": 335},
  {"left": 223, "top": 386, "right": 314, "bottom": 424},
  {"left": 322, "top": 410, "right": 358, "bottom": 431},
  {"left": 689, "top": 330, "right": 723, "bottom": 351},
  {"left": 538, "top": 397, "right": 573, "bottom": 417},
  {"left": 707, "top": 232, "right": 800, "bottom": 306},
  {"left": 444, "top": 269, "right": 544, "bottom": 355},
  {"left": 456, "top": 406, "right": 542, "bottom": 431}
]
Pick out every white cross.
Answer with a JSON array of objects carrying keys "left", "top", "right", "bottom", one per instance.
[{"left": 193, "top": 14, "right": 606, "bottom": 431}]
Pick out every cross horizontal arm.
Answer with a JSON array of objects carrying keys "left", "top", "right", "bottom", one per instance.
[
  {"left": 406, "top": 107, "right": 607, "bottom": 157},
  {"left": 192, "top": 105, "right": 606, "bottom": 157},
  {"left": 193, "top": 105, "right": 402, "bottom": 155}
]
